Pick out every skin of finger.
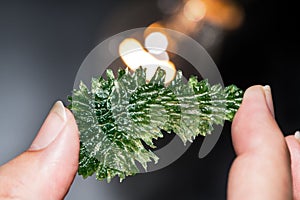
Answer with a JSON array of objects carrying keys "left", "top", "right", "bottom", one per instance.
[
  {"left": 228, "top": 86, "right": 292, "bottom": 200},
  {"left": 285, "top": 136, "right": 300, "bottom": 200},
  {"left": 0, "top": 108, "right": 79, "bottom": 199}
]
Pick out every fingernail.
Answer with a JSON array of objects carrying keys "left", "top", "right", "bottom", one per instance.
[
  {"left": 263, "top": 85, "right": 275, "bottom": 117},
  {"left": 50, "top": 101, "right": 67, "bottom": 121},
  {"left": 295, "top": 131, "right": 300, "bottom": 142},
  {"left": 29, "top": 101, "right": 67, "bottom": 150}
]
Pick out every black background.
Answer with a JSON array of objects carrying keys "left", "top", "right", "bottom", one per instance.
[{"left": 0, "top": 0, "right": 299, "bottom": 199}]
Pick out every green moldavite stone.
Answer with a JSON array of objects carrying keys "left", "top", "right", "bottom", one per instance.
[{"left": 68, "top": 67, "right": 243, "bottom": 182}]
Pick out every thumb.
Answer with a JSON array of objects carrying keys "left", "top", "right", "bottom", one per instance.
[
  {"left": 0, "top": 101, "right": 79, "bottom": 199},
  {"left": 285, "top": 133, "right": 300, "bottom": 200},
  {"left": 228, "top": 86, "right": 293, "bottom": 200}
]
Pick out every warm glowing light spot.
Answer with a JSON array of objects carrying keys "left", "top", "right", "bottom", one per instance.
[
  {"left": 201, "top": 0, "right": 244, "bottom": 30},
  {"left": 145, "top": 32, "right": 168, "bottom": 55},
  {"left": 183, "top": 0, "right": 207, "bottom": 22},
  {"left": 119, "top": 38, "right": 176, "bottom": 84}
]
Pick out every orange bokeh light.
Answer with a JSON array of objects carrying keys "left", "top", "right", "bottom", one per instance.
[{"left": 183, "top": 0, "right": 207, "bottom": 22}]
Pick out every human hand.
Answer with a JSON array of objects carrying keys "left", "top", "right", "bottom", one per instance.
[
  {"left": 1, "top": 87, "right": 299, "bottom": 200},
  {"left": 0, "top": 101, "right": 79, "bottom": 199},
  {"left": 228, "top": 85, "right": 300, "bottom": 200}
]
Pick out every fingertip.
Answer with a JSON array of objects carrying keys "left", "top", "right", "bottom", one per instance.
[
  {"left": 49, "top": 104, "right": 79, "bottom": 164},
  {"left": 242, "top": 85, "right": 265, "bottom": 100},
  {"left": 228, "top": 85, "right": 293, "bottom": 200},
  {"left": 285, "top": 134, "right": 300, "bottom": 146},
  {"left": 231, "top": 85, "right": 278, "bottom": 155},
  {"left": 0, "top": 102, "right": 80, "bottom": 199},
  {"left": 37, "top": 106, "right": 79, "bottom": 198},
  {"left": 29, "top": 101, "right": 67, "bottom": 151},
  {"left": 232, "top": 85, "right": 265, "bottom": 132},
  {"left": 286, "top": 134, "right": 300, "bottom": 200}
]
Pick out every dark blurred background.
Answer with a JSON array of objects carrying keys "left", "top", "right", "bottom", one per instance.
[{"left": 0, "top": 0, "right": 299, "bottom": 199}]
